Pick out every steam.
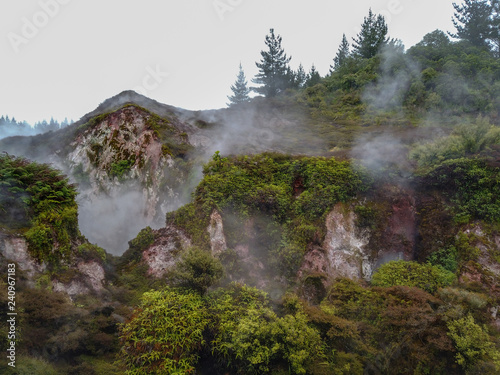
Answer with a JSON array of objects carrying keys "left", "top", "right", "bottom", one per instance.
[
  {"left": 362, "top": 44, "right": 421, "bottom": 112},
  {"left": 350, "top": 133, "right": 413, "bottom": 184},
  {"left": 77, "top": 190, "right": 162, "bottom": 255}
]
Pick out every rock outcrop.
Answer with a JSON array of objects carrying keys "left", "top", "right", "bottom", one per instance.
[{"left": 142, "top": 226, "right": 191, "bottom": 277}]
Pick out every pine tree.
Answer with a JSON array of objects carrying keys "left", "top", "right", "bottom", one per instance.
[
  {"left": 330, "top": 34, "right": 350, "bottom": 72},
  {"left": 450, "top": 0, "right": 493, "bottom": 49},
  {"left": 491, "top": 0, "right": 500, "bottom": 56},
  {"left": 352, "top": 8, "right": 389, "bottom": 59},
  {"left": 227, "top": 63, "right": 250, "bottom": 107},
  {"left": 294, "top": 64, "right": 307, "bottom": 89},
  {"left": 252, "top": 28, "right": 292, "bottom": 97},
  {"left": 305, "top": 64, "right": 321, "bottom": 87}
]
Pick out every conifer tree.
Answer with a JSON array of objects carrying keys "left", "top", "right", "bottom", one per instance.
[
  {"left": 227, "top": 63, "right": 250, "bottom": 107},
  {"left": 352, "top": 9, "right": 389, "bottom": 59},
  {"left": 330, "top": 34, "right": 350, "bottom": 72},
  {"left": 294, "top": 63, "right": 307, "bottom": 88},
  {"left": 450, "top": 0, "right": 494, "bottom": 49},
  {"left": 490, "top": 0, "right": 500, "bottom": 56},
  {"left": 253, "top": 28, "right": 292, "bottom": 97},
  {"left": 305, "top": 64, "right": 321, "bottom": 87}
]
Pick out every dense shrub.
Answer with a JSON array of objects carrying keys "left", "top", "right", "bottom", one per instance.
[
  {"left": 171, "top": 247, "right": 223, "bottom": 295},
  {"left": 119, "top": 288, "right": 209, "bottom": 374},
  {"left": 0, "top": 154, "right": 79, "bottom": 264},
  {"left": 371, "top": 260, "right": 455, "bottom": 293}
]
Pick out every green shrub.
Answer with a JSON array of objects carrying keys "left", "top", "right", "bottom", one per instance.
[
  {"left": 447, "top": 314, "right": 500, "bottom": 370},
  {"left": 121, "top": 226, "right": 155, "bottom": 264},
  {"left": 420, "top": 158, "right": 500, "bottom": 223},
  {"left": 77, "top": 243, "right": 106, "bottom": 262},
  {"left": 110, "top": 159, "right": 134, "bottom": 179},
  {"left": 119, "top": 288, "right": 209, "bottom": 375},
  {"left": 371, "top": 260, "right": 455, "bottom": 293},
  {"left": 0, "top": 154, "right": 80, "bottom": 264},
  {"left": 172, "top": 247, "right": 223, "bottom": 295}
]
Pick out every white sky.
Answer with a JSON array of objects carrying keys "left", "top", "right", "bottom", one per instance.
[{"left": 0, "top": 0, "right": 456, "bottom": 124}]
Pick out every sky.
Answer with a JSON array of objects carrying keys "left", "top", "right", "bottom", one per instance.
[{"left": 1, "top": 0, "right": 456, "bottom": 124}]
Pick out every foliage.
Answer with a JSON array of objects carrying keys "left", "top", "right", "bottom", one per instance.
[
  {"left": 207, "top": 284, "right": 325, "bottom": 374},
  {"left": 427, "top": 245, "right": 459, "bottom": 273},
  {"left": 77, "top": 243, "right": 106, "bottom": 262},
  {"left": 419, "top": 157, "right": 500, "bottom": 223},
  {"left": 197, "top": 153, "right": 367, "bottom": 221},
  {"left": 371, "top": 260, "right": 455, "bottom": 293},
  {"left": 168, "top": 152, "right": 368, "bottom": 281},
  {"left": 171, "top": 246, "right": 224, "bottom": 295},
  {"left": 447, "top": 314, "right": 500, "bottom": 370},
  {"left": 119, "top": 288, "right": 209, "bottom": 375},
  {"left": 227, "top": 63, "right": 251, "bottom": 106},
  {"left": 331, "top": 34, "right": 350, "bottom": 72},
  {"left": 451, "top": 0, "right": 495, "bottom": 49},
  {"left": 351, "top": 8, "right": 389, "bottom": 59},
  {"left": 253, "top": 28, "right": 292, "bottom": 97},
  {"left": 110, "top": 159, "right": 134, "bottom": 179},
  {"left": 411, "top": 117, "right": 500, "bottom": 167},
  {"left": 0, "top": 154, "right": 79, "bottom": 264},
  {"left": 121, "top": 226, "right": 155, "bottom": 264}
]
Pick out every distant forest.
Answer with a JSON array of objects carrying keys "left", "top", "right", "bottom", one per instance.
[{"left": 0, "top": 116, "right": 72, "bottom": 139}]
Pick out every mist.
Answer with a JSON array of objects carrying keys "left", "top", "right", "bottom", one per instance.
[{"left": 77, "top": 190, "right": 164, "bottom": 255}]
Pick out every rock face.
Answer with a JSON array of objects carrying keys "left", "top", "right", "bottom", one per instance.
[
  {"left": 0, "top": 233, "right": 46, "bottom": 278},
  {"left": 51, "top": 259, "right": 105, "bottom": 298},
  {"left": 142, "top": 226, "right": 191, "bottom": 277},
  {"left": 63, "top": 105, "right": 194, "bottom": 254},
  {"left": 300, "top": 190, "right": 418, "bottom": 283},
  {"left": 207, "top": 210, "right": 227, "bottom": 256},
  {"left": 323, "top": 204, "right": 371, "bottom": 280},
  {"left": 67, "top": 106, "right": 180, "bottom": 220}
]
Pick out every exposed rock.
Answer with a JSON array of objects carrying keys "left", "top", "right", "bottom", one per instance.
[
  {"left": 377, "top": 192, "right": 417, "bottom": 262},
  {"left": 208, "top": 210, "right": 227, "bottom": 256},
  {"left": 322, "top": 203, "right": 371, "bottom": 281},
  {"left": 142, "top": 226, "right": 191, "bottom": 277},
  {"left": 77, "top": 261, "right": 106, "bottom": 291},
  {"left": 0, "top": 233, "right": 46, "bottom": 278},
  {"left": 52, "top": 279, "right": 90, "bottom": 298}
]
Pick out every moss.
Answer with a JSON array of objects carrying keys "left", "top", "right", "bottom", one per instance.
[
  {"left": 109, "top": 159, "right": 134, "bottom": 179},
  {"left": 0, "top": 155, "right": 80, "bottom": 265},
  {"left": 77, "top": 243, "right": 106, "bottom": 262}
]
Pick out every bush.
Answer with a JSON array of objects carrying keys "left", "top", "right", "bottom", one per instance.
[
  {"left": 371, "top": 260, "right": 455, "bottom": 293},
  {"left": 447, "top": 314, "right": 500, "bottom": 370},
  {"left": 0, "top": 154, "right": 80, "bottom": 265},
  {"left": 172, "top": 247, "right": 223, "bottom": 295},
  {"left": 119, "top": 288, "right": 209, "bottom": 375}
]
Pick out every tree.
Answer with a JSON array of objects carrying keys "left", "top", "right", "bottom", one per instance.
[
  {"left": 227, "top": 63, "right": 250, "bottom": 107},
  {"left": 172, "top": 247, "right": 223, "bottom": 295},
  {"left": 450, "top": 0, "right": 493, "bottom": 49},
  {"left": 305, "top": 64, "right": 321, "bottom": 87},
  {"left": 253, "top": 28, "right": 292, "bottom": 97},
  {"left": 330, "top": 33, "right": 350, "bottom": 72},
  {"left": 352, "top": 8, "right": 389, "bottom": 59},
  {"left": 491, "top": 0, "right": 500, "bottom": 56},
  {"left": 294, "top": 63, "right": 307, "bottom": 89}
]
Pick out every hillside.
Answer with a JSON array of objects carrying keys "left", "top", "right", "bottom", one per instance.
[{"left": 1, "top": 20, "right": 500, "bottom": 375}]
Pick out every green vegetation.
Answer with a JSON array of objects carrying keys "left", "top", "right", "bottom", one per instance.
[
  {"left": 0, "top": 154, "right": 79, "bottom": 264},
  {"left": 119, "top": 289, "right": 209, "bottom": 374},
  {"left": 171, "top": 246, "right": 223, "bottom": 294},
  {"left": 167, "top": 152, "right": 368, "bottom": 281},
  {"left": 119, "top": 284, "right": 326, "bottom": 375},
  {"left": 110, "top": 159, "right": 134, "bottom": 179},
  {"left": 371, "top": 260, "right": 456, "bottom": 293}
]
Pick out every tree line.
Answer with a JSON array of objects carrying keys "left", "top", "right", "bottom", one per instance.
[
  {"left": 0, "top": 115, "right": 72, "bottom": 139},
  {"left": 227, "top": 0, "right": 500, "bottom": 107}
]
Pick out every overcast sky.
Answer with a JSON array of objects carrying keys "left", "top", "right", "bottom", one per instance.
[{"left": 1, "top": 0, "right": 456, "bottom": 124}]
